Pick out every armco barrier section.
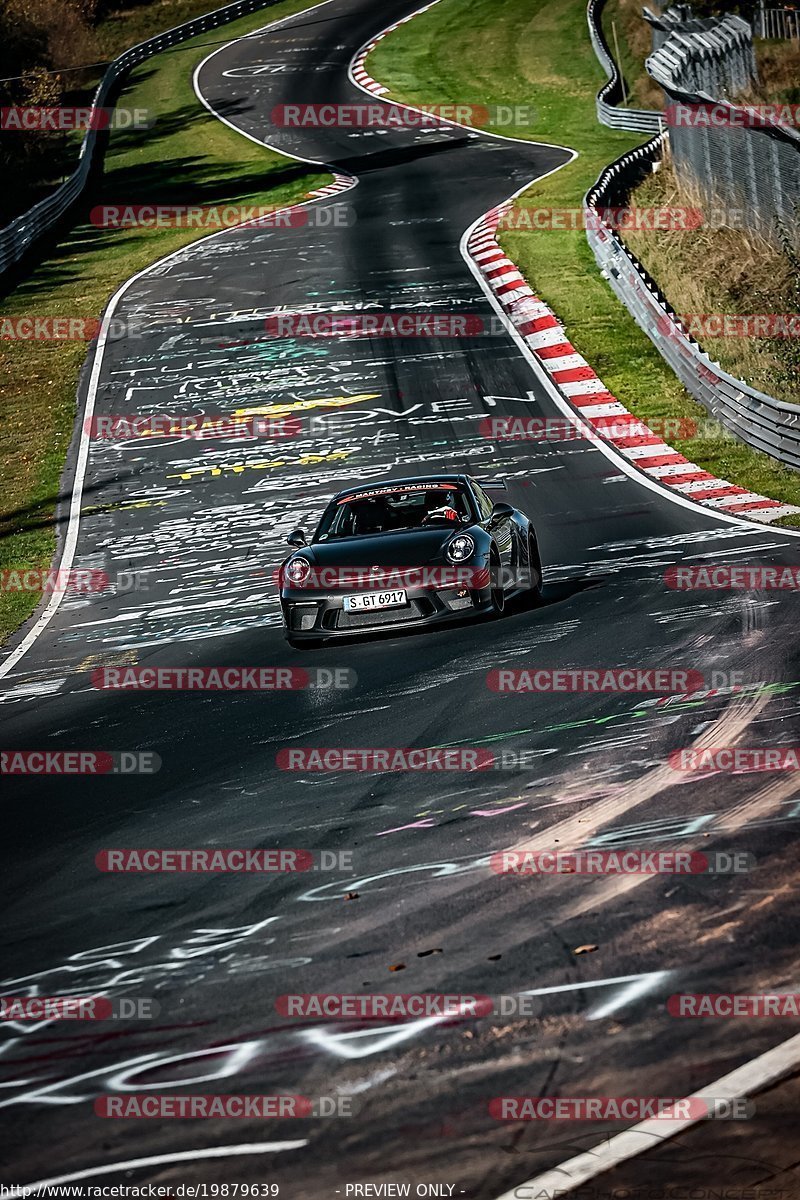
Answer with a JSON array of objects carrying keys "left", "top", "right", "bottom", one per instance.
[
  {"left": 584, "top": 137, "right": 800, "bottom": 470},
  {"left": 647, "top": 30, "right": 800, "bottom": 243},
  {"left": 586, "top": 0, "right": 664, "bottom": 133},
  {"left": 0, "top": 0, "right": 282, "bottom": 280},
  {"left": 643, "top": 8, "right": 757, "bottom": 96}
]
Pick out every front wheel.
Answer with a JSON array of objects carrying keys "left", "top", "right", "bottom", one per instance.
[{"left": 488, "top": 553, "right": 505, "bottom": 617}]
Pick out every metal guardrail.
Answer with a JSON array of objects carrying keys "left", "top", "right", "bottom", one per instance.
[
  {"left": 647, "top": 22, "right": 800, "bottom": 245},
  {"left": 644, "top": 8, "right": 757, "bottom": 92},
  {"left": 0, "top": 0, "right": 282, "bottom": 280},
  {"left": 755, "top": 6, "right": 800, "bottom": 40},
  {"left": 586, "top": 0, "right": 664, "bottom": 133},
  {"left": 645, "top": 10, "right": 757, "bottom": 98},
  {"left": 584, "top": 136, "right": 800, "bottom": 469}
]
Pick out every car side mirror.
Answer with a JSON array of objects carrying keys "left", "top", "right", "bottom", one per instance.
[
  {"left": 287, "top": 528, "right": 307, "bottom": 547},
  {"left": 488, "top": 502, "right": 514, "bottom": 526}
]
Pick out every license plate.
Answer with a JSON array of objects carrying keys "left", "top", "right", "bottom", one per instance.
[{"left": 343, "top": 590, "right": 407, "bottom": 612}]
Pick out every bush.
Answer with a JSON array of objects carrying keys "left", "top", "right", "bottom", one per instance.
[{"left": 0, "top": 0, "right": 100, "bottom": 223}]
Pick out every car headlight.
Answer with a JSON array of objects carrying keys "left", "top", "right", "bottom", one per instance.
[
  {"left": 285, "top": 557, "right": 312, "bottom": 586},
  {"left": 446, "top": 533, "right": 475, "bottom": 563}
]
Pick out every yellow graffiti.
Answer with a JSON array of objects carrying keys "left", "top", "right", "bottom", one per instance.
[
  {"left": 82, "top": 499, "right": 166, "bottom": 514},
  {"left": 167, "top": 448, "right": 353, "bottom": 482},
  {"left": 233, "top": 393, "right": 380, "bottom": 418},
  {"left": 108, "top": 395, "right": 380, "bottom": 439},
  {"left": 75, "top": 649, "right": 138, "bottom": 672}
]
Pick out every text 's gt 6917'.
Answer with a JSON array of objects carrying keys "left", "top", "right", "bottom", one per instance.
[{"left": 279, "top": 474, "right": 543, "bottom": 646}]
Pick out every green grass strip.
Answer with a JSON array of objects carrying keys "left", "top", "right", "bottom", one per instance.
[{"left": 0, "top": 0, "right": 331, "bottom": 644}]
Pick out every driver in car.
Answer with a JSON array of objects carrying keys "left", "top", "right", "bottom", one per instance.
[{"left": 422, "top": 490, "right": 463, "bottom": 525}]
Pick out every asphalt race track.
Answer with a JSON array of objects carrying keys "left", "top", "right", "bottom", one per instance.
[{"left": 1, "top": 0, "right": 800, "bottom": 1194}]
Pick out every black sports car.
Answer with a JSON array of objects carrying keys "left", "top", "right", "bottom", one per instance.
[{"left": 279, "top": 474, "right": 542, "bottom": 645}]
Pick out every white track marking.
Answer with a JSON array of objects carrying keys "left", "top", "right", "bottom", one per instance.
[
  {"left": 492, "top": 1031, "right": 800, "bottom": 1199},
  {"left": 192, "top": 0, "right": 342, "bottom": 166},
  {"left": 23, "top": 1142, "right": 308, "bottom": 1191},
  {"left": 586, "top": 973, "right": 670, "bottom": 1019},
  {"left": 0, "top": 0, "right": 353, "bottom": 681},
  {"left": 520, "top": 971, "right": 672, "bottom": 1019}
]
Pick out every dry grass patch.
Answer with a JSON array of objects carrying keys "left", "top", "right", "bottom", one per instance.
[
  {"left": 751, "top": 38, "right": 800, "bottom": 104},
  {"left": 625, "top": 155, "right": 800, "bottom": 405}
]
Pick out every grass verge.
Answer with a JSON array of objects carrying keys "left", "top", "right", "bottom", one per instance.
[
  {"left": 599, "top": 0, "right": 662, "bottom": 110},
  {"left": 367, "top": 0, "right": 800, "bottom": 524},
  {"left": 0, "top": 0, "right": 331, "bottom": 644}
]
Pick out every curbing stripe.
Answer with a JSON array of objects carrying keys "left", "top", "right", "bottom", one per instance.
[
  {"left": 580, "top": 402, "right": 631, "bottom": 419},
  {"left": 527, "top": 327, "right": 573, "bottom": 350},
  {"left": 466, "top": 203, "right": 800, "bottom": 522},
  {"left": 538, "top": 346, "right": 581, "bottom": 361},
  {"left": 559, "top": 378, "right": 609, "bottom": 396}
]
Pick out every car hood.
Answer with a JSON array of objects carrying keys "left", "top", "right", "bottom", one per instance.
[{"left": 304, "top": 529, "right": 463, "bottom": 566}]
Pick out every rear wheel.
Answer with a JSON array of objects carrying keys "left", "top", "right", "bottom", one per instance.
[{"left": 523, "top": 533, "right": 543, "bottom": 607}]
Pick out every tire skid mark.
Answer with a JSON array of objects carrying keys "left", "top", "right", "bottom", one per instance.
[{"left": 506, "top": 690, "right": 771, "bottom": 858}]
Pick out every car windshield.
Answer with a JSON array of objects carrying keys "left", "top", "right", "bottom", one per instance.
[{"left": 315, "top": 483, "right": 472, "bottom": 540}]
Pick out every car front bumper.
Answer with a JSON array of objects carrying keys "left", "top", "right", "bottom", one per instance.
[{"left": 281, "top": 580, "right": 493, "bottom": 640}]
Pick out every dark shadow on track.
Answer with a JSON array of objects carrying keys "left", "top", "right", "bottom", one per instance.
[{"left": 283, "top": 578, "right": 603, "bottom": 650}]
